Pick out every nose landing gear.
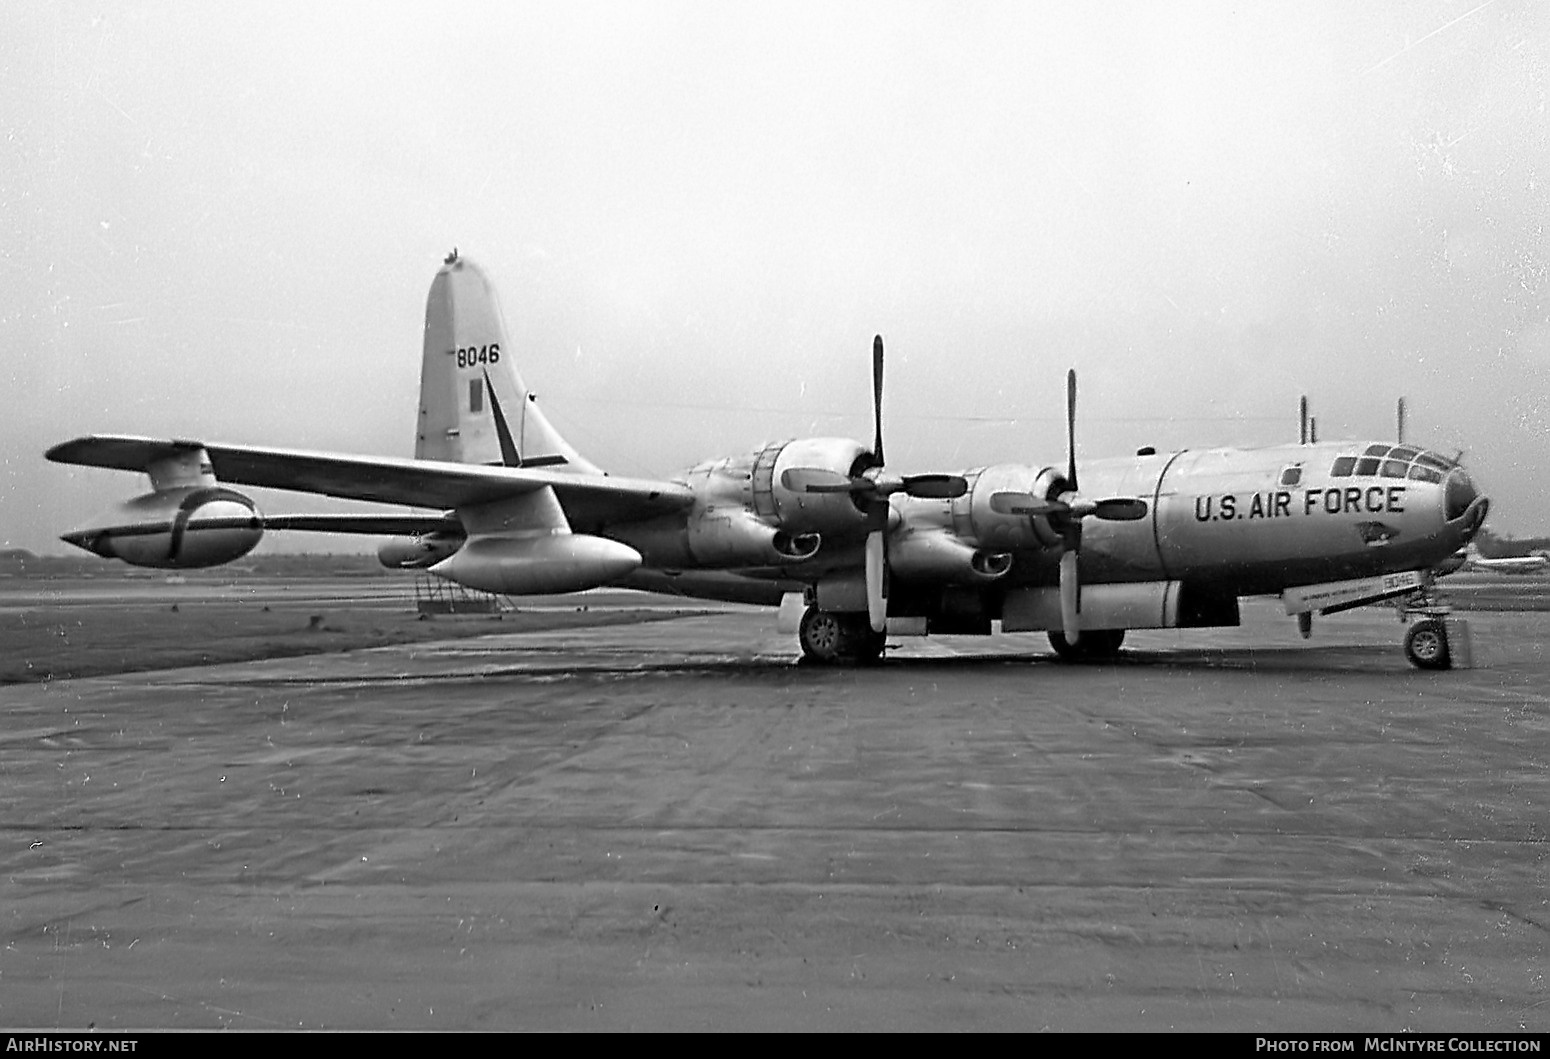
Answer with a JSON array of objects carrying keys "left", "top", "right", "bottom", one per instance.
[
  {"left": 1403, "top": 617, "right": 1451, "bottom": 670},
  {"left": 1397, "top": 578, "right": 1468, "bottom": 670}
]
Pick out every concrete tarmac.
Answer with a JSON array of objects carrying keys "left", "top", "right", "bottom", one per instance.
[{"left": 1, "top": 599, "right": 1546, "bottom": 1031}]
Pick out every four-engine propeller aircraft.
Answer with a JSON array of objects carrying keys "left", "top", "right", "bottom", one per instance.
[
  {"left": 1459, "top": 543, "right": 1548, "bottom": 575},
  {"left": 47, "top": 252, "right": 1491, "bottom": 669}
]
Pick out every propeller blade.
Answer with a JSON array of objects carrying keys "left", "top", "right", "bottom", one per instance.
[
  {"left": 1067, "top": 497, "right": 1148, "bottom": 521},
  {"left": 781, "top": 468, "right": 968, "bottom": 501},
  {"left": 865, "top": 528, "right": 887, "bottom": 633},
  {"left": 780, "top": 468, "right": 859, "bottom": 494},
  {"left": 1066, "top": 368, "right": 1078, "bottom": 494},
  {"left": 990, "top": 491, "right": 1065, "bottom": 517},
  {"left": 864, "top": 497, "right": 890, "bottom": 532},
  {"left": 901, "top": 473, "right": 968, "bottom": 500},
  {"left": 1090, "top": 497, "right": 1149, "bottom": 521},
  {"left": 1059, "top": 548, "right": 1081, "bottom": 646},
  {"left": 871, "top": 335, "right": 885, "bottom": 466}
]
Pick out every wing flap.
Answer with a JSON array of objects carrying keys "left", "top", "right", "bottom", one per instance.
[{"left": 47, "top": 435, "right": 694, "bottom": 527}]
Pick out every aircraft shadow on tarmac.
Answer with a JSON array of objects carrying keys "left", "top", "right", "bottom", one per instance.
[
  {"left": 354, "top": 644, "right": 1422, "bottom": 683},
  {"left": 825, "top": 645, "right": 1414, "bottom": 675}
]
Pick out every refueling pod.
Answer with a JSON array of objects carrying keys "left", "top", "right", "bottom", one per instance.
[{"left": 63, "top": 487, "right": 264, "bottom": 569}]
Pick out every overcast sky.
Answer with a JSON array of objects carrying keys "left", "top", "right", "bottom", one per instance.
[{"left": 4, "top": 0, "right": 1547, "bottom": 553}]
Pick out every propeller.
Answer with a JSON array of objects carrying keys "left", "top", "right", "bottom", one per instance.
[
  {"left": 989, "top": 492, "right": 1148, "bottom": 521},
  {"left": 1056, "top": 370, "right": 1087, "bottom": 646},
  {"left": 986, "top": 369, "right": 1149, "bottom": 647},
  {"left": 781, "top": 467, "right": 967, "bottom": 499},
  {"left": 779, "top": 335, "right": 969, "bottom": 633},
  {"left": 861, "top": 336, "right": 892, "bottom": 633}
]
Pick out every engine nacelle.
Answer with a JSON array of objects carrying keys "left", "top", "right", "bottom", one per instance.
[
  {"left": 377, "top": 532, "right": 464, "bottom": 570},
  {"left": 954, "top": 464, "right": 1068, "bottom": 550},
  {"left": 687, "top": 507, "right": 821, "bottom": 567},
  {"left": 62, "top": 487, "right": 264, "bottom": 569},
  {"left": 429, "top": 532, "right": 642, "bottom": 595},
  {"left": 888, "top": 529, "right": 1012, "bottom": 583},
  {"left": 766, "top": 437, "right": 876, "bottom": 534}
]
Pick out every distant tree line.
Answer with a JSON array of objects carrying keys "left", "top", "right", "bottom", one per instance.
[
  {"left": 0, "top": 551, "right": 390, "bottom": 578},
  {"left": 1475, "top": 527, "right": 1550, "bottom": 558}
]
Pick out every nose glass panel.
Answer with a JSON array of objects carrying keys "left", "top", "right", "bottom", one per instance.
[{"left": 1444, "top": 471, "right": 1478, "bottom": 523}]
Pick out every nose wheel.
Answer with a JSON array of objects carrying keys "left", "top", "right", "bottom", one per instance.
[{"left": 1403, "top": 618, "right": 1451, "bottom": 670}]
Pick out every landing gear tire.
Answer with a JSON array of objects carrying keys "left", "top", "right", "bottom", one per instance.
[
  {"left": 1404, "top": 618, "right": 1451, "bottom": 671},
  {"left": 799, "top": 608, "right": 846, "bottom": 662},
  {"left": 799, "top": 608, "right": 885, "bottom": 665},
  {"left": 1047, "top": 628, "right": 1126, "bottom": 662}
]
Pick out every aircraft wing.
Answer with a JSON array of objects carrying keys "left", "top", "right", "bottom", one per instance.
[
  {"left": 260, "top": 513, "right": 464, "bottom": 535},
  {"left": 46, "top": 435, "right": 695, "bottom": 530}
]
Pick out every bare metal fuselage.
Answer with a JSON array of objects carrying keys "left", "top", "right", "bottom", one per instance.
[{"left": 601, "top": 439, "right": 1483, "bottom": 616}]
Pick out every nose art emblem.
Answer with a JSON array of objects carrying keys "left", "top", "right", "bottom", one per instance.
[{"left": 1356, "top": 521, "right": 1400, "bottom": 546}]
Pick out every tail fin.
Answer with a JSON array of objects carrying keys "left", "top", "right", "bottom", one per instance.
[{"left": 416, "top": 251, "right": 601, "bottom": 474}]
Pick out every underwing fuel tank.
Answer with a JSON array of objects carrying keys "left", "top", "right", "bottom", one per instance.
[
  {"left": 62, "top": 487, "right": 263, "bottom": 569},
  {"left": 429, "top": 533, "right": 642, "bottom": 594}
]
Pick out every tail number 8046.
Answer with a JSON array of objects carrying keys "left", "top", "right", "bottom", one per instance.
[{"left": 455, "top": 344, "right": 500, "bottom": 368}]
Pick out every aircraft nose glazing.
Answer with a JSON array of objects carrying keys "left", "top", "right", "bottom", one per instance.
[{"left": 1443, "top": 470, "right": 1483, "bottom": 525}]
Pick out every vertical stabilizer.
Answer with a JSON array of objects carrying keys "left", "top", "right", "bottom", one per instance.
[{"left": 417, "top": 252, "right": 602, "bottom": 474}]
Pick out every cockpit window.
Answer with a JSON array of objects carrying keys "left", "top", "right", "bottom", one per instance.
[
  {"left": 1280, "top": 465, "right": 1304, "bottom": 487},
  {"left": 1340, "top": 446, "right": 1457, "bottom": 481}
]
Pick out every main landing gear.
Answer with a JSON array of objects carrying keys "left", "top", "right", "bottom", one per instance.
[
  {"left": 798, "top": 607, "right": 885, "bottom": 665},
  {"left": 1047, "top": 628, "right": 1126, "bottom": 662}
]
